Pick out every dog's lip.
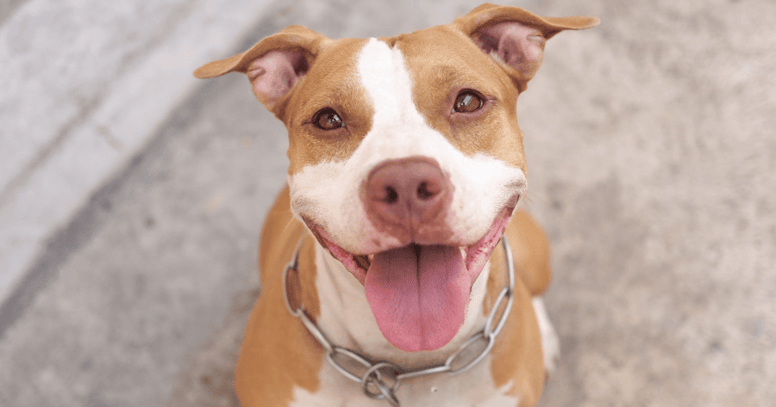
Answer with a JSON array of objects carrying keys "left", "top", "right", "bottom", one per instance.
[{"left": 306, "top": 205, "right": 516, "bottom": 285}]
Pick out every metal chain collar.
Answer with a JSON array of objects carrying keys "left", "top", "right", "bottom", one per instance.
[{"left": 282, "top": 236, "right": 516, "bottom": 407}]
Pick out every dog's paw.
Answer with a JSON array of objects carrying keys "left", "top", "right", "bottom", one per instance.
[{"left": 532, "top": 297, "right": 560, "bottom": 377}]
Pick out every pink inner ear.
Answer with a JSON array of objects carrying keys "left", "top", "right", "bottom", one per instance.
[
  {"left": 246, "top": 50, "right": 308, "bottom": 105},
  {"left": 475, "top": 22, "right": 546, "bottom": 80}
]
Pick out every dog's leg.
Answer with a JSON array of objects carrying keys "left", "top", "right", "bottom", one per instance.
[{"left": 532, "top": 296, "right": 560, "bottom": 376}]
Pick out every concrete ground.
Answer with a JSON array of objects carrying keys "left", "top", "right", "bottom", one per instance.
[{"left": 1, "top": 0, "right": 774, "bottom": 406}]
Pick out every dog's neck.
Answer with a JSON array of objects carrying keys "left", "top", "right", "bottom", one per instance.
[{"left": 312, "top": 242, "right": 492, "bottom": 369}]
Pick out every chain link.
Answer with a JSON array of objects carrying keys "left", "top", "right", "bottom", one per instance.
[{"left": 283, "top": 237, "right": 516, "bottom": 406}]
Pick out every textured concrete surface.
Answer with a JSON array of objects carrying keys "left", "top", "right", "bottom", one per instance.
[
  {"left": 1, "top": 0, "right": 774, "bottom": 406},
  {"left": 0, "top": 0, "right": 274, "bottom": 313}
]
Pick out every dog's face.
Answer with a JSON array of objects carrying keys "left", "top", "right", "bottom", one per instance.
[{"left": 195, "top": 4, "right": 598, "bottom": 352}]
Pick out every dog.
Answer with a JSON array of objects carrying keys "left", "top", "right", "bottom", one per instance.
[{"left": 194, "top": 4, "right": 598, "bottom": 406}]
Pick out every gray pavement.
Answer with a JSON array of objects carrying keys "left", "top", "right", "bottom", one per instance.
[
  {"left": 0, "top": 0, "right": 276, "bottom": 323},
  {"left": 1, "top": 0, "right": 775, "bottom": 406}
]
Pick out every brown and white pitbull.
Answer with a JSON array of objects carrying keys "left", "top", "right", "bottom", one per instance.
[{"left": 194, "top": 4, "right": 598, "bottom": 406}]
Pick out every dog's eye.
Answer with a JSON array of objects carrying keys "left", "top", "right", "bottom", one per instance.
[
  {"left": 313, "top": 108, "right": 345, "bottom": 130},
  {"left": 453, "top": 90, "right": 484, "bottom": 114}
]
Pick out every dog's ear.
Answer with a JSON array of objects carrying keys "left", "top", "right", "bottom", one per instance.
[
  {"left": 453, "top": 4, "right": 599, "bottom": 91},
  {"left": 193, "top": 25, "right": 330, "bottom": 112}
]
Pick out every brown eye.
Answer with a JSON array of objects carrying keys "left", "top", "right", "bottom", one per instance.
[
  {"left": 313, "top": 108, "right": 345, "bottom": 130},
  {"left": 453, "top": 90, "right": 484, "bottom": 114}
]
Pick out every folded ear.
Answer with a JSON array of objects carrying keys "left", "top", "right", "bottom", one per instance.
[
  {"left": 453, "top": 4, "right": 599, "bottom": 91},
  {"left": 193, "top": 25, "right": 330, "bottom": 112}
]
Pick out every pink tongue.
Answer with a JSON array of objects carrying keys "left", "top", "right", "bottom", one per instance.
[{"left": 365, "top": 245, "right": 469, "bottom": 352}]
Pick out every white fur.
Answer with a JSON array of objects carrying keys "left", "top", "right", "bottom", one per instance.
[
  {"left": 532, "top": 297, "right": 560, "bottom": 375},
  {"left": 290, "top": 376, "right": 519, "bottom": 407},
  {"left": 290, "top": 371, "right": 519, "bottom": 407},
  {"left": 289, "top": 38, "right": 526, "bottom": 255}
]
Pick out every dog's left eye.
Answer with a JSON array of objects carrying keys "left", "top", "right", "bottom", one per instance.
[
  {"left": 313, "top": 108, "right": 345, "bottom": 130},
  {"left": 453, "top": 90, "right": 484, "bottom": 114}
]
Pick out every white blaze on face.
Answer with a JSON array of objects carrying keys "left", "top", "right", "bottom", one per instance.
[{"left": 289, "top": 38, "right": 526, "bottom": 255}]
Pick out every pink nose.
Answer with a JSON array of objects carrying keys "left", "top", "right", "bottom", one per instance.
[{"left": 364, "top": 158, "right": 451, "bottom": 231}]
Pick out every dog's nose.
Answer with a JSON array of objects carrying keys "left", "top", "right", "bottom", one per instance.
[{"left": 364, "top": 158, "right": 450, "bottom": 230}]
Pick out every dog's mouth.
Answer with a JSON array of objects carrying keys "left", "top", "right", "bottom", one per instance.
[{"left": 307, "top": 205, "right": 515, "bottom": 352}]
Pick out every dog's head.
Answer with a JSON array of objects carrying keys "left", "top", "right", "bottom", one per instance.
[{"left": 195, "top": 4, "right": 598, "bottom": 352}]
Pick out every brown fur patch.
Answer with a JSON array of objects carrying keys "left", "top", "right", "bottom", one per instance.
[
  {"left": 396, "top": 25, "right": 527, "bottom": 175},
  {"left": 508, "top": 210, "right": 552, "bottom": 296},
  {"left": 235, "top": 187, "right": 324, "bottom": 406},
  {"left": 280, "top": 39, "right": 375, "bottom": 175},
  {"left": 482, "top": 209, "right": 551, "bottom": 404}
]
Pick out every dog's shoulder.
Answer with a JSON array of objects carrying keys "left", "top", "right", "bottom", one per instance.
[{"left": 506, "top": 209, "right": 552, "bottom": 296}]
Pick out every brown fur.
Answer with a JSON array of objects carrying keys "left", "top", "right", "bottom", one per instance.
[
  {"left": 280, "top": 38, "right": 375, "bottom": 173},
  {"left": 398, "top": 25, "right": 527, "bottom": 174},
  {"left": 235, "top": 186, "right": 323, "bottom": 406},
  {"left": 484, "top": 211, "right": 552, "bottom": 405}
]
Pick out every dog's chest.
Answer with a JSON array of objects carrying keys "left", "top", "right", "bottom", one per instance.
[
  {"left": 289, "top": 244, "right": 521, "bottom": 407},
  {"left": 289, "top": 358, "right": 520, "bottom": 407}
]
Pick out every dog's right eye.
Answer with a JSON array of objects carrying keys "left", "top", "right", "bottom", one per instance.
[
  {"left": 313, "top": 108, "right": 345, "bottom": 130},
  {"left": 453, "top": 90, "right": 484, "bottom": 114}
]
